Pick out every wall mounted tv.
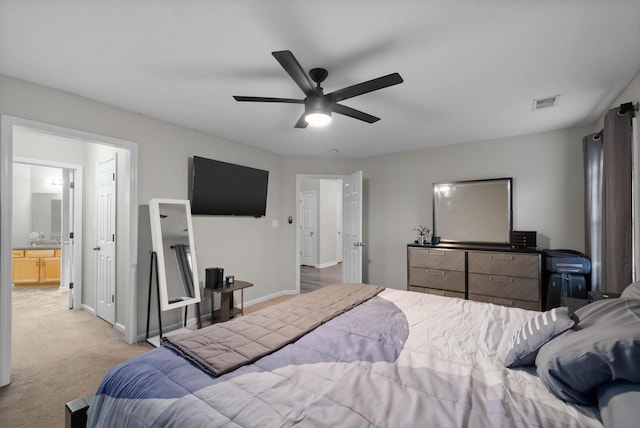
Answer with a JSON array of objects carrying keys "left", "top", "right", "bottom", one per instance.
[
  {"left": 433, "top": 177, "right": 512, "bottom": 245},
  {"left": 189, "top": 156, "right": 269, "bottom": 217}
]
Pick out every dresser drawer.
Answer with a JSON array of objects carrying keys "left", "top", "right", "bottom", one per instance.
[
  {"left": 468, "top": 293, "right": 539, "bottom": 311},
  {"left": 468, "top": 273, "right": 539, "bottom": 302},
  {"left": 467, "top": 251, "right": 539, "bottom": 278},
  {"left": 409, "top": 267, "right": 465, "bottom": 292},
  {"left": 408, "top": 248, "right": 465, "bottom": 271},
  {"left": 409, "top": 285, "right": 465, "bottom": 300}
]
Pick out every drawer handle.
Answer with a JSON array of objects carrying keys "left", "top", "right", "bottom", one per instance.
[
  {"left": 492, "top": 297, "right": 514, "bottom": 306},
  {"left": 427, "top": 250, "right": 446, "bottom": 256},
  {"left": 490, "top": 276, "right": 514, "bottom": 283},
  {"left": 490, "top": 254, "right": 514, "bottom": 261},
  {"left": 427, "top": 270, "right": 445, "bottom": 276}
]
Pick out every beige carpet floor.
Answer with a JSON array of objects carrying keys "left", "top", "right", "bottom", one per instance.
[
  {"left": 0, "top": 286, "right": 293, "bottom": 428},
  {"left": 0, "top": 286, "right": 152, "bottom": 427}
]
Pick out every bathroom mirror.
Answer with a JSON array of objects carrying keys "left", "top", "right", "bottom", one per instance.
[
  {"left": 149, "top": 198, "right": 201, "bottom": 311},
  {"left": 31, "top": 193, "right": 62, "bottom": 243}
]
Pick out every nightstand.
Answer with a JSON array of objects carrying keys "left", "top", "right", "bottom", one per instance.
[
  {"left": 561, "top": 296, "right": 589, "bottom": 313},
  {"left": 588, "top": 291, "right": 621, "bottom": 302}
]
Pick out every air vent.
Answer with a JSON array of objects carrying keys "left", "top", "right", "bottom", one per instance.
[{"left": 533, "top": 95, "right": 559, "bottom": 110}]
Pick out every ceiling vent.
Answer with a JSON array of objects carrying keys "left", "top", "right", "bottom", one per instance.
[{"left": 533, "top": 95, "right": 559, "bottom": 110}]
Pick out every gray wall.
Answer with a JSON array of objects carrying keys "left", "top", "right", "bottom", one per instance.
[
  {"left": 300, "top": 178, "right": 342, "bottom": 267},
  {"left": 4, "top": 70, "right": 638, "bottom": 338}
]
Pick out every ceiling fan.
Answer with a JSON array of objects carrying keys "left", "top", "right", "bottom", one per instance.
[{"left": 233, "top": 50, "right": 404, "bottom": 128}]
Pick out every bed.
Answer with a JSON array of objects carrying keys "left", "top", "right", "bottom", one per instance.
[{"left": 87, "top": 282, "right": 640, "bottom": 427}]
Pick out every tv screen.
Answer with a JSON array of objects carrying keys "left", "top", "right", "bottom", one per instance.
[{"left": 189, "top": 156, "right": 269, "bottom": 217}]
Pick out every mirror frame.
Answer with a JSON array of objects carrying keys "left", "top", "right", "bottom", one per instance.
[
  {"left": 433, "top": 177, "right": 513, "bottom": 245},
  {"left": 149, "top": 198, "right": 201, "bottom": 311}
]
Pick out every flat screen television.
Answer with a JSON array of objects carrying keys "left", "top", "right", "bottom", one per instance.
[
  {"left": 189, "top": 156, "right": 269, "bottom": 217},
  {"left": 433, "top": 177, "right": 512, "bottom": 245}
]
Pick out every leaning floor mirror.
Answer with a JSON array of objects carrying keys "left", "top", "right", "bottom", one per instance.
[{"left": 149, "top": 198, "right": 201, "bottom": 316}]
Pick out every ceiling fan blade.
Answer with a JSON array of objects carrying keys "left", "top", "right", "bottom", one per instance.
[
  {"left": 233, "top": 96, "right": 304, "bottom": 103},
  {"left": 327, "top": 72, "right": 403, "bottom": 102},
  {"left": 332, "top": 103, "right": 380, "bottom": 123},
  {"left": 272, "top": 50, "right": 317, "bottom": 97},
  {"left": 294, "top": 112, "right": 308, "bottom": 128}
]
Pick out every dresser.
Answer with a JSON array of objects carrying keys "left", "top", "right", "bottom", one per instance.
[
  {"left": 407, "top": 247, "right": 465, "bottom": 298},
  {"left": 408, "top": 244, "right": 542, "bottom": 311}
]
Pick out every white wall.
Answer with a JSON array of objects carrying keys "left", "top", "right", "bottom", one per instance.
[
  {"left": 359, "top": 126, "right": 590, "bottom": 289},
  {"left": 318, "top": 180, "right": 341, "bottom": 266},
  {"left": 1, "top": 74, "right": 287, "bottom": 340},
  {"left": 1, "top": 71, "right": 616, "bottom": 338},
  {"left": 299, "top": 179, "right": 342, "bottom": 267},
  {"left": 11, "top": 164, "right": 31, "bottom": 247}
]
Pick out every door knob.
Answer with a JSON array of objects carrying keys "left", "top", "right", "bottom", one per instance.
[{"left": 93, "top": 246, "right": 101, "bottom": 251}]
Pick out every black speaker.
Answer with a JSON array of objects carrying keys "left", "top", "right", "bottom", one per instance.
[{"left": 206, "top": 267, "right": 224, "bottom": 289}]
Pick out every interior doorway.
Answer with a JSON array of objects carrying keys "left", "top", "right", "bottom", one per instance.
[
  {"left": 297, "top": 176, "right": 345, "bottom": 293},
  {"left": 0, "top": 115, "right": 139, "bottom": 387},
  {"left": 11, "top": 160, "right": 83, "bottom": 309}
]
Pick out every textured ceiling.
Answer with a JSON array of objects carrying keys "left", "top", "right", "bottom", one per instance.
[{"left": 1, "top": 0, "right": 640, "bottom": 157}]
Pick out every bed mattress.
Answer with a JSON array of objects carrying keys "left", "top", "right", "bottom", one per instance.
[{"left": 88, "top": 288, "right": 602, "bottom": 427}]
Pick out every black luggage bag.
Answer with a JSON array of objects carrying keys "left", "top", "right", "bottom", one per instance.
[
  {"left": 544, "top": 249, "right": 591, "bottom": 274},
  {"left": 543, "top": 249, "right": 591, "bottom": 309}
]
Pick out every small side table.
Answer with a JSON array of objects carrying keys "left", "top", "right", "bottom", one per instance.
[
  {"left": 203, "top": 280, "right": 253, "bottom": 324},
  {"left": 561, "top": 296, "right": 589, "bottom": 313},
  {"left": 588, "top": 291, "right": 621, "bottom": 302}
]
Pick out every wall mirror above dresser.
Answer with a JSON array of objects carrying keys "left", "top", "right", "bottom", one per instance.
[
  {"left": 433, "top": 177, "right": 512, "bottom": 245},
  {"left": 410, "top": 177, "right": 542, "bottom": 311}
]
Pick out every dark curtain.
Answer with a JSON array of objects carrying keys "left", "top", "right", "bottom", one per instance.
[
  {"left": 602, "top": 107, "right": 634, "bottom": 293},
  {"left": 583, "top": 131, "right": 603, "bottom": 291}
]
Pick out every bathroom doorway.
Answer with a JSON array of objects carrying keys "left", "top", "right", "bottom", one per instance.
[{"left": 11, "top": 160, "right": 83, "bottom": 308}]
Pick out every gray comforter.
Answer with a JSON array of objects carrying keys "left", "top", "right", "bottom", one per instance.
[{"left": 88, "top": 287, "right": 602, "bottom": 427}]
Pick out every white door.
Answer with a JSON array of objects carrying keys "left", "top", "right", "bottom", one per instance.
[
  {"left": 336, "top": 192, "right": 343, "bottom": 263},
  {"left": 300, "top": 191, "right": 317, "bottom": 267},
  {"left": 95, "top": 156, "right": 116, "bottom": 324},
  {"left": 342, "top": 171, "right": 363, "bottom": 283},
  {"left": 62, "top": 169, "right": 75, "bottom": 309}
]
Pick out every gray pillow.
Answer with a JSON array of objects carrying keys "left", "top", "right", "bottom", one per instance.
[
  {"left": 621, "top": 281, "right": 640, "bottom": 299},
  {"left": 598, "top": 381, "right": 640, "bottom": 428},
  {"left": 536, "top": 298, "right": 640, "bottom": 405},
  {"left": 503, "top": 307, "right": 576, "bottom": 368}
]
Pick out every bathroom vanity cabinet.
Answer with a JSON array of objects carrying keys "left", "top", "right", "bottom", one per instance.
[{"left": 12, "top": 248, "right": 61, "bottom": 285}]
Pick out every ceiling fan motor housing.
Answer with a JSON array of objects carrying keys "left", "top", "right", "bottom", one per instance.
[{"left": 305, "top": 95, "right": 332, "bottom": 117}]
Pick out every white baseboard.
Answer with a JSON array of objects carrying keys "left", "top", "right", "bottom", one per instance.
[
  {"left": 245, "top": 289, "right": 297, "bottom": 307},
  {"left": 114, "top": 322, "right": 126, "bottom": 334},
  {"left": 82, "top": 304, "right": 96, "bottom": 316},
  {"left": 134, "top": 290, "right": 298, "bottom": 343},
  {"left": 315, "top": 261, "right": 339, "bottom": 269},
  {"left": 136, "top": 319, "right": 187, "bottom": 343}
]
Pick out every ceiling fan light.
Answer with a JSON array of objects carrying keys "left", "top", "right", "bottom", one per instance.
[{"left": 305, "top": 112, "right": 332, "bottom": 127}]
